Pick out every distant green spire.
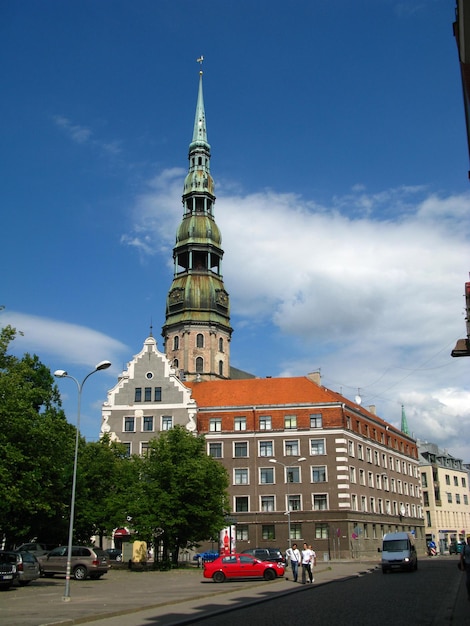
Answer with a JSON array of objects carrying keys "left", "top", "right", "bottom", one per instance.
[
  {"left": 190, "top": 69, "right": 209, "bottom": 150},
  {"left": 401, "top": 405, "right": 410, "bottom": 435}
]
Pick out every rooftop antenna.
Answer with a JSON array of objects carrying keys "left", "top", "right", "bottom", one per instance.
[{"left": 355, "top": 388, "right": 362, "bottom": 405}]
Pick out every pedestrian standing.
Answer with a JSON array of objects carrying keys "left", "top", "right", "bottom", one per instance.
[
  {"left": 286, "top": 543, "right": 301, "bottom": 582},
  {"left": 301, "top": 542, "right": 313, "bottom": 584},
  {"left": 308, "top": 544, "right": 317, "bottom": 583},
  {"left": 460, "top": 536, "right": 470, "bottom": 600}
]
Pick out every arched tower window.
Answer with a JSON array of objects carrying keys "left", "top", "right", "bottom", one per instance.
[
  {"left": 218, "top": 360, "right": 223, "bottom": 376},
  {"left": 219, "top": 337, "right": 224, "bottom": 352},
  {"left": 173, "top": 336, "right": 179, "bottom": 350},
  {"left": 173, "top": 358, "right": 179, "bottom": 369},
  {"left": 196, "top": 333, "right": 204, "bottom": 348},
  {"left": 196, "top": 357, "right": 204, "bottom": 373}
]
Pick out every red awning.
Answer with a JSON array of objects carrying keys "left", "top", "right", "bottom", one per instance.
[{"left": 114, "top": 528, "right": 129, "bottom": 537}]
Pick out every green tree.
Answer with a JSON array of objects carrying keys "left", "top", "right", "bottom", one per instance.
[
  {"left": 0, "top": 325, "right": 76, "bottom": 545},
  {"left": 129, "top": 426, "right": 229, "bottom": 565},
  {"left": 74, "top": 435, "right": 140, "bottom": 545}
]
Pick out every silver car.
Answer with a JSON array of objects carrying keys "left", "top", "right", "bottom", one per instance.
[{"left": 38, "top": 546, "right": 110, "bottom": 580}]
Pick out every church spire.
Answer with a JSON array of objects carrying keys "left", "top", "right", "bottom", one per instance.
[
  {"left": 162, "top": 61, "right": 232, "bottom": 382},
  {"left": 401, "top": 404, "right": 410, "bottom": 435}
]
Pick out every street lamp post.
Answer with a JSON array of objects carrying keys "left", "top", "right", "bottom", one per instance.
[
  {"left": 269, "top": 457, "right": 306, "bottom": 548},
  {"left": 54, "top": 360, "right": 111, "bottom": 602}
]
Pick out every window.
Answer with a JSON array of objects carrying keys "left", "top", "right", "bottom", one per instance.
[
  {"left": 312, "top": 466, "right": 327, "bottom": 483},
  {"left": 352, "top": 494, "right": 358, "bottom": 511},
  {"left": 261, "top": 495, "right": 275, "bottom": 512},
  {"left": 260, "top": 467, "right": 274, "bottom": 484},
  {"left": 219, "top": 337, "right": 224, "bottom": 352},
  {"left": 143, "top": 416, "right": 154, "bottom": 432},
  {"left": 315, "top": 524, "right": 328, "bottom": 539},
  {"left": 162, "top": 416, "right": 173, "bottom": 431},
  {"left": 350, "top": 467, "right": 356, "bottom": 483},
  {"left": 285, "top": 415, "right": 297, "bottom": 429},
  {"left": 361, "top": 496, "right": 367, "bottom": 512},
  {"left": 366, "top": 448, "right": 372, "bottom": 463},
  {"left": 236, "top": 526, "right": 248, "bottom": 541},
  {"left": 454, "top": 476, "right": 459, "bottom": 486},
  {"left": 286, "top": 467, "right": 301, "bottom": 483},
  {"left": 310, "top": 439, "right": 325, "bottom": 455},
  {"left": 235, "top": 468, "right": 248, "bottom": 485},
  {"left": 209, "top": 418, "right": 222, "bottom": 432},
  {"left": 357, "top": 444, "right": 363, "bottom": 460},
  {"left": 359, "top": 469, "right": 365, "bottom": 486},
  {"left": 154, "top": 387, "right": 162, "bottom": 402},
  {"left": 122, "top": 442, "right": 131, "bottom": 457},
  {"left": 135, "top": 388, "right": 142, "bottom": 402},
  {"left": 209, "top": 442, "right": 222, "bottom": 458},
  {"left": 234, "top": 416, "right": 247, "bottom": 431},
  {"left": 348, "top": 440, "right": 355, "bottom": 457},
  {"left": 463, "top": 477, "right": 467, "bottom": 488},
  {"left": 196, "top": 357, "right": 203, "bottom": 373},
  {"left": 313, "top": 494, "right": 328, "bottom": 510},
  {"left": 196, "top": 333, "right": 204, "bottom": 348},
  {"left": 262, "top": 525, "right": 275, "bottom": 540},
  {"left": 218, "top": 360, "right": 223, "bottom": 376},
  {"left": 259, "top": 416, "right": 272, "bottom": 430},
  {"left": 234, "top": 442, "right": 248, "bottom": 457},
  {"left": 456, "top": 494, "right": 461, "bottom": 504},
  {"left": 447, "top": 492, "right": 453, "bottom": 504},
  {"left": 173, "top": 336, "right": 179, "bottom": 350},
  {"left": 374, "top": 451, "right": 379, "bottom": 466},
  {"left": 368, "top": 472, "right": 374, "bottom": 488},
  {"left": 285, "top": 440, "right": 299, "bottom": 456},
  {"left": 464, "top": 495, "right": 468, "bottom": 505},
  {"left": 144, "top": 387, "right": 152, "bottom": 402},
  {"left": 310, "top": 413, "right": 323, "bottom": 428},
  {"left": 235, "top": 496, "right": 248, "bottom": 512},
  {"left": 259, "top": 441, "right": 273, "bottom": 457},
  {"left": 290, "top": 523, "right": 302, "bottom": 540},
  {"left": 124, "top": 416, "right": 135, "bottom": 432},
  {"left": 141, "top": 442, "right": 150, "bottom": 456},
  {"left": 288, "top": 495, "right": 301, "bottom": 511}
]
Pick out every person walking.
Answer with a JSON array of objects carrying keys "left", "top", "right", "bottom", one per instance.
[
  {"left": 308, "top": 544, "right": 317, "bottom": 583},
  {"left": 286, "top": 543, "right": 301, "bottom": 582},
  {"left": 460, "top": 536, "right": 470, "bottom": 600},
  {"left": 301, "top": 542, "right": 313, "bottom": 584}
]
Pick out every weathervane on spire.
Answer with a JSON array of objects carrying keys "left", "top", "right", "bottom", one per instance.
[{"left": 196, "top": 55, "right": 204, "bottom": 71}]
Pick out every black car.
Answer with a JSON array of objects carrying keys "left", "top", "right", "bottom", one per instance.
[
  {"left": 240, "top": 548, "right": 286, "bottom": 564},
  {"left": 105, "top": 548, "right": 123, "bottom": 562},
  {"left": 0, "top": 553, "right": 17, "bottom": 590}
]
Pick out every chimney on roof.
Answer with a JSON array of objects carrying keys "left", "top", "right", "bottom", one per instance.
[
  {"left": 307, "top": 371, "right": 321, "bottom": 385},
  {"left": 368, "top": 405, "right": 376, "bottom": 415}
]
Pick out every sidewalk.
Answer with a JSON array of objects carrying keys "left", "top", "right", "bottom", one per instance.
[{"left": 0, "top": 560, "right": 378, "bottom": 626}]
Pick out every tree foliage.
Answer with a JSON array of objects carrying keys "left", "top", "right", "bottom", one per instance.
[
  {"left": 0, "top": 325, "right": 76, "bottom": 545},
  {"left": 128, "top": 426, "right": 229, "bottom": 564}
]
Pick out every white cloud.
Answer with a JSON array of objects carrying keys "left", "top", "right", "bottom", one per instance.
[
  {"left": 52, "top": 115, "right": 122, "bottom": 156},
  {"left": 0, "top": 311, "right": 128, "bottom": 373}
]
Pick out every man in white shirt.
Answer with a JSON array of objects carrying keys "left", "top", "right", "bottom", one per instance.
[
  {"left": 301, "top": 542, "right": 313, "bottom": 584},
  {"left": 286, "top": 543, "right": 301, "bottom": 582}
]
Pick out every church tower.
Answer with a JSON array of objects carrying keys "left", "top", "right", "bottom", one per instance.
[{"left": 162, "top": 63, "right": 232, "bottom": 381}]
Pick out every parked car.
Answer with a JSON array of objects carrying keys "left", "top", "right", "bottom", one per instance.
[
  {"left": 0, "top": 551, "right": 41, "bottom": 586},
  {"left": 240, "top": 548, "right": 286, "bottom": 564},
  {"left": 38, "top": 546, "right": 110, "bottom": 580},
  {"left": 16, "top": 542, "right": 53, "bottom": 557},
  {"left": 0, "top": 552, "right": 17, "bottom": 590},
  {"left": 193, "top": 551, "right": 219, "bottom": 564},
  {"left": 105, "top": 548, "right": 123, "bottom": 562},
  {"left": 203, "top": 553, "right": 285, "bottom": 583}
]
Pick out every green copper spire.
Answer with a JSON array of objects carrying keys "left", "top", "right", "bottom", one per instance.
[
  {"left": 162, "top": 60, "right": 232, "bottom": 381},
  {"left": 190, "top": 68, "right": 209, "bottom": 150},
  {"left": 401, "top": 405, "right": 410, "bottom": 435}
]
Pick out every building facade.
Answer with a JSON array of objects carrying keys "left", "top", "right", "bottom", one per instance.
[{"left": 418, "top": 441, "right": 470, "bottom": 553}]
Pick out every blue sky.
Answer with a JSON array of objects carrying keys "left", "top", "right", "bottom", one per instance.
[{"left": 2, "top": 0, "right": 469, "bottom": 460}]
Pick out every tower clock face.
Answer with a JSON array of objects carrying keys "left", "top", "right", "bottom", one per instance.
[{"left": 216, "top": 291, "right": 228, "bottom": 306}]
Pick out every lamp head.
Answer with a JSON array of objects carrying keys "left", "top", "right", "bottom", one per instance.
[
  {"left": 298, "top": 457, "right": 307, "bottom": 462},
  {"left": 54, "top": 370, "right": 68, "bottom": 378},
  {"left": 95, "top": 360, "right": 111, "bottom": 371},
  {"left": 269, "top": 458, "right": 277, "bottom": 464}
]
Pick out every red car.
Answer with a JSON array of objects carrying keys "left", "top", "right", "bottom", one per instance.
[{"left": 203, "top": 553, "right": 285, "bottom": 583}]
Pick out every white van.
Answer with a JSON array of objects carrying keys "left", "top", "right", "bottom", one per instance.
[{"left": 380, "top": 532, "right": 418, "bottom": 574}]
